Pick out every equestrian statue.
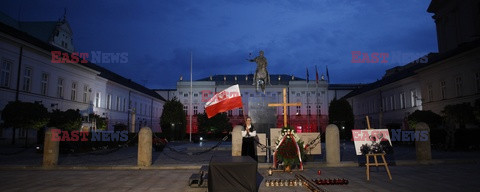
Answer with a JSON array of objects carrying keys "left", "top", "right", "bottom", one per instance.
[{"left": 247, "top": 50, "right": 271, "bottom": 93}]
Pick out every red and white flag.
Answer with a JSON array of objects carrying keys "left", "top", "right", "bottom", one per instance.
[{"left": 205, "top": 84, "right": 243, "bottom": 118}]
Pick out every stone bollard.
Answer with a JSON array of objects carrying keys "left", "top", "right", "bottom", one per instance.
[
  {"left": 43, "top": 127, "right": 59, "bottom": 167},
  {"left": 415, "top": 122, "right": 432, "bottom": 161},
  {"left": 326, "top": 124, "right": 340, "bottom": 164},
  {"left": 138, "top": 127, "right": 152, "bottom": 166},
  {"left": 232, "top": 125, "right": 243, "bottom": 156}
]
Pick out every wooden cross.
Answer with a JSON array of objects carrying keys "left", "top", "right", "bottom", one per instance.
[{"left": 268, "top": 88, "right": 302, "bottom": 127}]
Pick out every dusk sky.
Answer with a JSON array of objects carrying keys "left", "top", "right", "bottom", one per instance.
[{"left": 0, "top": 0, "right": 437, "bottom": 89}]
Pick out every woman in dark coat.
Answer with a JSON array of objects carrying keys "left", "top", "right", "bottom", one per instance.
[{"left": 241, "top": 117, "right": 258, "bottom": 161}]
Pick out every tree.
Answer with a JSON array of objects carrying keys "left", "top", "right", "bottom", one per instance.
[
  {"left": 114, "top": 123, "right": 128, "bottom": 132},
  {"left": 407, "top": 110, "right": 444, "bottom": 146},
  {"left": 48, "top": 109, "right": 82, "bottom": 131},
  {"left": 328, "top": 98, "right": 354, "bottom": 140},
  {"left": 1, "top": 101, "right": 49, "bottom": 145},
  {"left": 442, "top": 102, "right": 475, "bottom": 149},
  {"left": 89, "top": 113, "right": 107, "bottom": 131},
  {"left": 160, "top": 97, "right": 186, "bottom": 141},
  {"left": 197, "top": 112, "right": 232, "bottom": 138},
  {"left": 407, "top": 110, "right": 443, "bottom": 129}
]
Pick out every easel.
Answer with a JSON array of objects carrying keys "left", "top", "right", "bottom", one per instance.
[{"left": 364, "top": 116, "right": 392, "bottom": 181}]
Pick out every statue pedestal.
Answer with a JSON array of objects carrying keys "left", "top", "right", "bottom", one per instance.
[{"left": 247, "top": 95, "right": 277, "bottom": 138}]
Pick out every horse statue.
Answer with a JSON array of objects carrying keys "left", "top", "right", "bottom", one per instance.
[
  {"left": 255, "top": 67, "right": 268, "bottom": 93},
  {"left": 248, "top": 50, "right": 271, "bottom": 93}
]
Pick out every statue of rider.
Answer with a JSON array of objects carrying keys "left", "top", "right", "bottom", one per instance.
[{"left": 248, "top": 50, "right": 271, "bottom": 85}]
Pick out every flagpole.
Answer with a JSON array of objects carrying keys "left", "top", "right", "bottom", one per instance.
[
  {"left": 325, "top": 65, "right": 330, "bottom": 132},
  {"left": 189, "top": 52, "right": 193, "bottom": 142},
  {"left": 306, "top": 67, "right": 309, "bottom": 132},
  {"left": 316, "top": 80, "right": 319, "bottom": 132},
  {"left": 316, "top": 65, "right": 319, "bottom": 132},
  {"left": 307, "top": 80, "right": 310, "bottom": 132}
]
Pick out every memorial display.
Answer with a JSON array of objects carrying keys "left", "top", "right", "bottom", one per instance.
[{"left": 352, "top": 129, "right": 393, "bottom": 155}]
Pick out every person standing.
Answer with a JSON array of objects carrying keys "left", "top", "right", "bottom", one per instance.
[{"left": 241, "top": 117, "right": 258, "bottom": 161}]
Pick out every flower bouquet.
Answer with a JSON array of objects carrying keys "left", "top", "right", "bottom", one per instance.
[{"left": 273, "top": 126, "right": 306, "bottom": 171}]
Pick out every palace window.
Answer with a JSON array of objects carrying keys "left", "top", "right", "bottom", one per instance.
[
  {"left": 22, "top": 67, "right": 32, "bottom": 92},
  {"left": 116, "top": 96, "right": 120, "bottom": 111},
  {"left": 410, "top": 89, "right": 417, "bottom": 107},
  {"left": 440, "top": 80, "right": 446, "bottom": 99},
  {"left": 0, "top": 59, "right": 12, "bottom": 87},
  {"left": 95, "top": 92, "right": 101, "bottom": 108},
  {"left": 400, "top": 92, "right": 405, "bottom": 109},
  {"left": 57, "top": 78, "right": 64, "bottom": 98},
  {"left": 83, "top": 85, "right": 89, "bottom": 103},
  {"left": 194, "top": 106, "right": 198, "bottom": 115},
  {"left": 390, "top": 95, "right": 394, "bottom": 111},
  {"left": 455, "top": 77, "right": 462, "bottom": 97},
  {"left": 41, "top": 73, "right": 49, "bottom": 95},
  {"left": 71, "top": 82, "right": 77, "bottom": 101},
  {"left": 107, "top": 94, "right": 112, "bottom": 109}
]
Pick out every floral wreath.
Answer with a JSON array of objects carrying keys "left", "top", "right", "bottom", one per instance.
[
  {"left": 275, "top": 126, "right": 301, "bottom": 146},
  {"left": 273, "top": 126, "right": 305, "bottom": 170}
]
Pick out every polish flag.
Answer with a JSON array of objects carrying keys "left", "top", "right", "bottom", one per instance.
[{"left": 205, "top": 84, "right": 243, "bottom": 118}]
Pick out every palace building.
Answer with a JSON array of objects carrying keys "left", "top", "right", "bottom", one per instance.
[
  {"left": 344, "top": 0, "right": 480, "bottom": 130},
  {"left": 155, "top": 74, "right": 361, "bottom": 134},
  {"left": 0, "top": 12, "right": 165, "bottom": 144}
]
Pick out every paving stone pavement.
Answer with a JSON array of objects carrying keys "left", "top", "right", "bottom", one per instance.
[
  {"left": 1, "top": 141, "right": 480, "bottom": 191},
  {"left": 1, "top": 163, "right": 480, "bottom": 191}
]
